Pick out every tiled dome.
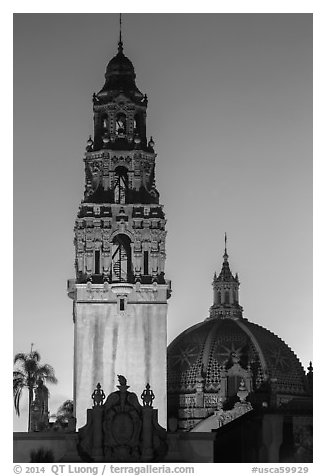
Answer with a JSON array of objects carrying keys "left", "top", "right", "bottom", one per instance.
[{"left": 167, "top": 317, "right": 307, "bottom": 398}]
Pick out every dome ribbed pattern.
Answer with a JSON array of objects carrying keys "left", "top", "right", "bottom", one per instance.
[{"left": 167, "top": 318, "right": 307, "bottom": 396}]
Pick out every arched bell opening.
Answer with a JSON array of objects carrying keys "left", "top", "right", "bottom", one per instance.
[
  {"left": 133, "top": 111, "right": 143, "bottom": 139},
  {"left": 115, "top": 112, "right": 127, "bottom": 137},
  {"left": 110, "top": 234, "right": 133, "bottom": 283},
  {"left": 233, "top": 290, "right": 238, "bottom": 304},
  {"left": 133, "top": 113, "right": 140, "bottom": 134},
  {"left": 102, "top": 113, "right": 109, "bottom": 131},
  {"left": 217, "top": 291, "right": 221, "bottom": 305},
  {"left": 114, "top": 166, "right": 129, "bottom": 204}
]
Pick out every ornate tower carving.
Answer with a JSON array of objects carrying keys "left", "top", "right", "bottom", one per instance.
[
  {"left": 68, "top": 32, "right": 170, "bottom": 429},
  {"left": 209, "top": 235, "right": 243, "bottom": 319}
]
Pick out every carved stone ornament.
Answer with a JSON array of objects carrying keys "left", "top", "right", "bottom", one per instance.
[
  {"left": 237, "top": 378, "right": 249, "bottom": 403},
  {"left": 141, "top": 383, "right": 155, "bottom": 407},
  {"left": 92, "top": 382, "right": 106, "bottom": 407},
  {"left": 78, "top": 376, "right": 167, "bottom": 462}
]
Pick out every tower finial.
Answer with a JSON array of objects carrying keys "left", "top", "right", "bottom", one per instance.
[
  {"left": 224, "top": 232, "right": 228, "bottom": 261},
  {"left": 118, "top": 13, "right": 123, "bottom": 53}
]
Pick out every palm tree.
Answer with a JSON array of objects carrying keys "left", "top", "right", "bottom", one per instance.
[
  {"left": 53, "top": 399, "right": 74, "bottom": 430},
  {"left": 13, "top": 345, "right": 58, "bottom": 432}
]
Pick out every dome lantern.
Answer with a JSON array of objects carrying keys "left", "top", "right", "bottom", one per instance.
[{"left": 209, "top": 234, "right": 243, "bottom": 320}]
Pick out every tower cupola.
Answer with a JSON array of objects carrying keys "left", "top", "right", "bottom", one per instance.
[
  {"left": 91, "top": 20, "right": 148, "bottom": 153},
  {"left": 99, "top": 41, "right": 138, "bottom": 97},
  {"left": 209, "top": 234, "right": 243, "bottom": 319}
]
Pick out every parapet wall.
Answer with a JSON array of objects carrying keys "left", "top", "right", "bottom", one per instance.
[
  {"left": 13, "top": 432, "right": 216, "bottom": 463},
  {"left": 13, "top": 432, "right": 81, "bottom": 463}
]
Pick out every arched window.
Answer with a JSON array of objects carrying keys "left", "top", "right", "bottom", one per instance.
[
  {"left": 94, "top": 250, "right": 101, "bottom": 274},
  {"left": 102, "top": 113, "right": 109, "bottom": 130},
  {"left": 134, "top": 112, "right": 141, "bottom": 134},
  {"left": 143, "top": 250, "right": 149, "bottom": 275},
  {"left": 114, "top": 166, "right": 128, "bottom": 204},
  {"left": 233, "top": 290, "right": 237, "bottom": 304},
  {"left": 225, "top": 291, "right": 230, "bottom": 304},
  {"left": 115, "top": 113, "right": 126, "bottom": 136},
  {"left": 217, "top": 291, "right": 221, "bottom": 304},
  {"left": 111, "top": 234, "right": 132, "bottom": 282}
]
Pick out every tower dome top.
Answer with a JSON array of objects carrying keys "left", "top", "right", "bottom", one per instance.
[
  {"left": 106, "top": 13, "right": 134, "bottom": 78},
  {"left": 97, "top": 46, "right": 139, "bottom": 98},
  {"left": 97, "top": 25, "right": 142, "bottom": 100},
  {"left": 105, "top": 46, "right": 136, "bottom": 80}
]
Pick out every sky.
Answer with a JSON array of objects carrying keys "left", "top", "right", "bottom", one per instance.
[{"left": 13, "top": 13, "right": 312, "bottom": 432}]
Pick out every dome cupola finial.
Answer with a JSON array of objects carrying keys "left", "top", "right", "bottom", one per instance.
[
  {"left": 118, "top": 13, "right": 123, "bottom": 54},
  {"left": 224, "top": 232, "right": 228, "bottom": 261},
  {"left": 97, "top": 13, "right": 141, "bottom": 101}
]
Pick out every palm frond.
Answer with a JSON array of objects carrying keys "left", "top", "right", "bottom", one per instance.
[
  {"left": 13, "top": 367, "right": 26, "bottom": 417},
  {"left": 37, "top": 364, "right": 58, "bottom": 384},
  {"left": 58, "top": 399, "right": 73, "bottom": 412},
  {"left": 13, "top": 385, "right": 23, "bottom": 416},
  {"left": 13, "top": 376, "right": 25, "bottom": 390},
  {"left": 56, "top": 399, "right": 73, "bottom": 416},
  {"left": 14, "top": 352, "right": 28, "bottom": 364},
  {"left": 13, "top": 370, "right": 26, "bottom": 381},
  {"left": 37, "top": 363, "right": 56, "bottom": 375},
  {"left": 45, "top": 375, "right": 58, "bottom": 385}
]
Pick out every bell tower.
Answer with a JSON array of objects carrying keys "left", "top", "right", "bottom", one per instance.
[{"left": 68, "top": 28, "right": 171, "bottom": 428}]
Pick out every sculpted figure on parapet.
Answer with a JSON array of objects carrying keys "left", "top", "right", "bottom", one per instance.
[
  {"left": 141, "top": 383, "right": 155, "bottom": 407},
  {"left": 92, "top": 382, "right": 106, "bottom": 407}
]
